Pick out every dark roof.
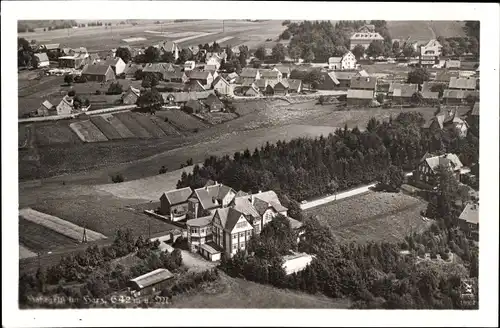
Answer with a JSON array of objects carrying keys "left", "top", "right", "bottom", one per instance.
[
  {"left": 260, "top": 69, "right": 280, "bottom": 79},
  {"left": 204, "top": 94, "right": 223, "bottom": 106},
  {"left": 422, "top": 91, "right": 439, "bottom": 99},
  {"left": 200, "top": 242, "right": 223, "bottom": 254},
  {"left": 185, "top": 99, "right": 203, "bottom": 110},
  {"left": 274, "top": 65, "right": 291, "bottom": 74},
  {"left": 162, "top": 187, "right": 193, "bottom": 205},
  {"left": 213, "top": 76, "right": 229, "bottom": 86},
  {"left": 164, "top": 70, "right": 185, "bottom": 79},
  {"left": 287, "top": 79, "right": 302, "bottom": 91},
  {"left": 350, "top": 76, "right": 377, "bottom": 90},
  {"left": 188, "top": 70, "right": 211, "bottom": 80},
  {"left": 216, "top": 207, "right": 247, "bottom": 232},
  {"left": 449, "top": 77, "right": 477, "bottom": 90},
  {"left": 393, "top": 84, "right": 418, "bottom": 98},
  {"left": 194, "top": 184, "right": 234, "bottom": 210},
  {"left": 81, "top": 64, "right": 112, "bottom": 76},
  {"left": 143, "top": 62, "right": 175, "bottom": 73},
  {"left": 129, "top": 268, "right": 174, "bottom": 289},
  {"left": 240, "top": 68, "right": 259, "bottom": 78},
  {"left": 103, "top": 57, "right": 123, "bottom": 67}
]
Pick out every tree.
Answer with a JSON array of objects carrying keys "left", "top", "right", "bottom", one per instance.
[
  {"left": 376, "top": 93, "right": 385, "bottom": 104},
  {"left": 31, "top": 55, "right": 40, "bottom": 69},
  {"left": 255, "top": 47, "right": 266, "bottom": 60},
  {"left": 136, "top": 87, "right": 164, "bottom": 114},
  {"left": 352, "top": 44, "right": 365, "bottom": 60},
  {"left": 328, "top": 179, "right": 339, "bottom": 200},
  {"left": 288, "top": 45, "right": 302, "bottom": 62},
  {"left": 282, "top": 20, "right": 291, "bottom": 26},
  {"left": 378, "top": 165, "right": 404, "bottom": 192},
  {"left": 403, "top": 45, "right": 415, "bottom": 58},
  {"left": 407, "top": 68, "right": 430, "bottom": 85},
  {"left": 145, "top": 46, "right": 160, "bottom": 63},
  {"left": 411, "top": 92, "right": 424, "bottom": 106},
  {"left": 430, "top": 84, "right": 446, "bottom": 98},
  {"left": 134, "top": 69, "right": 143, "bottom": 80},
  {"left": 280, "top": 30, "right": 291, "bottom": 40},
  {"left": 115, "top": 47, "right": 132, "bottom": 64},
  {"left": 142, "top": 73, "right": 159, "bottom": 88},
  {"left": 111, "top": 173, "right": 124, "bottom": 183},
  {"left": 271, "top": 43, "right": 286, "bottom": 62},
  {"left": 304, "top": 69, "right": 323, "bottom": 89},
  {"left": 366, "top": 41, "right": 384, "bottom": 57},
  {"left": 392, "top": 41, "right": 400, "bottom": 54},
  {"left": 303, "top": 48, "right": 315, "bottom": 63},
  {"left": 107, "top": 81, "right": 123, "bottom": 95},
  {"left": 64, "top": 74, "right": 74, "bottom": 85}
]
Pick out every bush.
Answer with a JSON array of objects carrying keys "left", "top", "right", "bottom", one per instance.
[
  {"left": 164, "top": 117, "right": 169, "bottom": 122},
  {"left": 68, "top": 90, "right": 76, "bottom": 97},
  {"left": 95, "top": 90, "right": 102, "bottom": 95},
  {"left": 159, "top": 166, "right": 167, "bottom": 174},
  {"left": 107, "top": 82, "right": 124, "bottom": 95},
  {"left": 111, "top": 174, "right": 124, "bottom": 183}
]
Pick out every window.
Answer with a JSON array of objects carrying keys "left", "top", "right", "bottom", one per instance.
[
  {"left": 232, "top": 234, "right": 237, "bottom": 239},
  {"left": 233, "top": 244, "right": 237, "bottom": 250},
  {"left": 239, "top": 232, "right": 244, "bottom": 238}
]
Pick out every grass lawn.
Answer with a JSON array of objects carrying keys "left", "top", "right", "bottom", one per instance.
[
  {"left": 156, "top": 110, "right": 208, "bottom": 131},
  {"left": 19, "top": 217, "right": 79, "bottom": 252},
  {"left": 114, "top": 111, "right": 153, "bottom": 138},
  {"left": 304, "top": 191, "right": 431, "bottom": 244},
  {"left": 170, "top": 272, "right": 350, "bottom": 308},
  {"left": 34, "top": 121, "right": 83, "bottom": 146}
]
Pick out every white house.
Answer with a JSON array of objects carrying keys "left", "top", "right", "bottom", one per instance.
[
  {"left": 205, "top": 55, "right": 222, "bottom": 70},
  {"left": 328, "top": 51, "right": 356, "bottom": 70},
  {"left": 103, "top": 57, "right": 126, "bottom": 75},
  {"left": 184, "top": 60, "right": 196, "bottom": 71},
  {"left": 212, "top": 76, "right": 233, "bottom": 96},
  {"left": 34, "top": 53, "right": 50, "bottom": 67}
]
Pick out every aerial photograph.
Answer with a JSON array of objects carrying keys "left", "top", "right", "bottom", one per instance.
[{"left": 17, "top": 18, "right": 480, "bottom": 310}]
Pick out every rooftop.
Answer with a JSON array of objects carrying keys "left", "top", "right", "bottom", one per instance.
[
  {"left": 129, "top": 268, "right": 174, "bottom": 289},
  {"left": 350, "top": 76, "right": 377, "bottom": 90},
  {"left": 459, "top": 202, "right": 479, "bottom": 225},
  {"left": 81, "top": 64, "right": 111, "bottom": 75},
  {"left": 162, "top": 186, "right": 193, "bottom": 205},
  {"left": 347, "top": 89, "right": 374, "bottom": 99},
  {"left": 186, "top": 215, "right": 213, "bottom": 227}
]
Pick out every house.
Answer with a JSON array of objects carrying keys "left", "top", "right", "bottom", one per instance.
[
  {"left": 328, "top": 51, "right": 356, "bottom": 70},
  {"left": 188, "top": 182, "right": 236, "bottom": 219},
  {"left": 37, "top": 100, "right": 55, "bottom": 116},
  {"left": 184, "top": 80, "right": 207, "bottom": 92},
  {"left": 424, "top": 107, "right": 469, "bottom": 138},
  {"left": 157, "top": 41, "right": 180, "bottom": 60},
  {"left": 347, "top": 89, "right": 374, "bottom": 105},
  {"left": 123, "top": 63, "right": 143, "bottom": 78},
  {"left": 184, "top": 60, "right": 196, "bottom": 71},
  {"left": 391, "top": 84, "right": 419, "bottom": 104},
  {"left": 282, "top": 252, "right": 314, "bottom": 275},
  {"left": 187, "top": 70, "right": 214, "bottom": 89},
  {"left": 204, "top": 65, "right": 219, "bottom": 79},
  {"left": 358, "top": 24, "right": 376, "bottom": 33},
  {"left": 434, "top": 70, "right": 459, "bottom": 83},
  {"left": 274, "top": 65, "right": 291, "bottom": 79},
  {"left": 159, "top": 186, "right": 193, "bottom": 221},
  {"left": 142, "top": 63, "right": 175, "bottom": 80},
  {"left": 162, "top": 90, "right": 215, "bottom": 106},
  {"left": 87, "top": 53, "right": 101, "bottom": 65},
  {"left": 350, "top": 32, "right": 384, "bottom": 50},
  {"left": 458, "top": 202, "right": 479, "bottom": 240},
  {"left": 412, "top": 153, "right": 466, "bottom": 188},
  {"left": 212, "top": 207, "right": 254, "bottom": 258},
  {"left": 81, "top": 64, "right": 115, "bottom": 82},
  {"left": 239, "top": 68, "right": 261, "bottom": 80},
  {"left": 127, "top": 268, "right": 174, "bottom": 297},
  {"left": 273, "top": 80, "right": 290, "bottom": 96},
  {"left": 122, "top": 86, "right": 141, "bottom": 105},
  {"left": 243, "top": 85, "right": 260, "bottom": 97},
  {"left": 184, "top": 99, "right": 205, "bottom": 113},
  {"left": 186, "top": 215, "right": 216, "bottom": 253},
  {"left": 34, "top": 53, "right": 50, "bottom": 67},
  {"left": 420, "top": 39, "right": 442, "bottom": 57},
  {"left": 205, "top": 55, "right": 222, "bottom": 70},
  {"left": 332, "top": 71, "right": 359, "bottom": 88},
  {"left": 56, "top": 96, "right": 74, "bottom": 115},
  {"left": 225, "top": 72, "right": 239, "bottom": 84},
  {"left": 204, "top": 94, "right": 225, "bottom": 112},
  {"left": 260, "top": 69, "right": 282, "bottom": 81},
  {"left": 58, "top": 55, "right": 86, "bottom": 69},
  {"left": 445, "top": 60, "right": 461, "bottom": 69},
  {"left": 422, "top": 91, "right": 440, "bottom": 104},
  {"left": 350, "top": 76, "right": 377, "bottom": 91},
  {"left": 317, "top": 72, "right": 340, "bottom": 90},
  {"left": 449, "top": 77, "right": 477, "bottom": 91},
  {"left": 103, "top": 57, "right": 126, "bottom": 75},
  {"left": 164, "top": 69, "right": 188, "bottom": 83},
  {"left": 212, "top": 76, "right": 233, "bottom": 96},
  {"left": 443, "top": 89, "right": 479, "bottom": 105},
  {"left": 288, "top": 79, "right": 302, "bottom": 93},
  {"left": 41, "top": 43, "right": 60, "bottom": 53}
]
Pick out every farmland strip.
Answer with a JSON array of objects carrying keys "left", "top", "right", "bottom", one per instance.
[
  {"left": 90, "top": 115, "right": 123, "bottom": 140},
  {"left": 160, "top": 110, "right": 208, "bottom": 131},
  {"left": 102, "top": 114, "right": 135, "bottom": 138},
  {"left": 19, "top": 216, "right": 79, "bottom": 251},
  {"left": 133, "top": 113, "right": 167, "bottom": 138},
  {"left": 151, "top": 116, "right": 181, "bottom": 136},
  {"left": 69, "top": 120, "right": 109, "bottom": 143},
  {"left": 19, "top": 208, "right": 107, "bottom": 242},
  {"left": 114, "top": 111, "right": 153, "bottom": 138}
]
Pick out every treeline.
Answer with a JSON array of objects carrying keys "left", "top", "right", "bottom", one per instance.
[
  {"left": 177, "top": 111, "right": 479, "bottom": 203},
  {"left": 18, "top": 20, "right": 78, "bottom": 32}
]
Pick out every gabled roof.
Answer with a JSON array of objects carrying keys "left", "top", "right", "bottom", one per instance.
[
  {"left": 34, "top": 53, "right": 49, "bottom": 62},
  {"left": 449, "top": 77, "right": 477, "bottom": 90},
  {"left": 41, "top": 100, "right": 54, "bottom": 109},
  {"left": 443, "top": 89, "right": 478, "bottom": 100},
  {"left": 213, "top": 75, "right": 229, "bottom": 87},
  {"left": 127, "top": 86, "right": 141, "bottom": 97},
  {"left": 215, "top": 207, "right": 248, "bottom": 232},
  {"left": 434, "top": 70, "right": 459, "bottom": 82},
  {"left": 424, "top": 153, "right": 463, "bottom": 173},
  {"left": 43, "top": 43, "right": 60, "bottom": 50},
  {"left": 350, "top": 32, "right": 384, "bottom": 40},
  {"left": 347, "top": 89, "right": 374, "bottom": 99},
  {"left": 82, "top": 64, "right": 112, "bottom": 76},
  {"left": 185, "top": 99, "right": 203, "bottom": 110},
  {"left": 142, "top": 62, "right": 175, "bottom": 73},
  {"left": 240, "top": 68, "right": 259, "bottom": 78},
  {"left": 324, "top": 72, "right": 340, "bottom": 85},
  {"left": 274, "top": 65, "right": 291, "bottom": 74},
  {"left": 124, "top": 63, "right": 143, "bottom": 75},
  {"left": 471, "top": 102, "right": 479, "bottom": 116},
  {"left": 393, "top": 84, "right": 418, "bottom": 98},
  {"left": 194, "top": 183, "right": 234, "bottom": 210},
  {"left": 232, "top": 196, "right": 260, "bottom": 218},
  {"left": 357, "top": 70, "right": 369, "bottom": 77},
  {"left": 188, "top": 70, "right": 211, "bottom": 80},
  {"left": 162, "top": 186, "right": 193, "bottom": 205},
  {"left": 237, "top": 77, "right": 257, "bottom": 87},
  {"left": 164, "top": 69, "right": 186, "bottom": 80},
  {"left": 333, "top": 71, "right": 359, "bottom": 81},
  {"left": 103, "top": 57, "right": 124, "bottom": 67},
  {"left": 162, "top": 90, "right": 215, "bottom": 103},
  {"left": 328, "top": 57, "right": 342, "bottom": 64},
  {"left": 186, "top": 215, "right": 213, "bottom": 227},
  {"left": 226, "top": 72, "right": 239, "bottom": 80},
  {"left": 244, "top": 85, "right": 260, "bottom": 95},
  {"left": 260, "top": 70, "right": 280, "bottom": 79},
  {"left": 350, "top": 76, "right": 377, "bottom": 90},
  {"left": 422, "top": 91, "right": 439, "bottom": 99},
  {"left": 204, "top": 94, "right": 223, "bottom": 106},
  {"left": 129, "top": 268, "right": 173, "bottom": 289},
  {"left": 459, "top": 202, "right": 479, "bottom": 225},
  {"left": 287, "top": 79, "right": 302, "bottom": 91},
  {"left": 252, "top": 191, "right": 287, "bottom": 213}
]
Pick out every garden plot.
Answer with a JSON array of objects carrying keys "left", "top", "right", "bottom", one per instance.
[
  {"left": 150, "top": 116, "right": 181, "bottom": 136},
  {"left": 19, "top": 208, "right": 108, "bottom": 242},
  {"left": 133, "top": 113, "right": 167, "bottom": 138},
  {"left": 35, "top": 122, "right": 82, "bottom": 146},
  {"left": 114, "top": 112, "right": 153, "bottom": 138},
  {"left": 102, "top": 114, "right": 135, "bottom": 138},
  {"left": 69, "top": 120, "right": 109, "bottom": 143},
  {"left": 90, "top": 115, "right": 123, "bottom": 140},
  {"left": 19, "top": 217, "right": 79, "bottom": 252},
  {"left": 157, "top": 110, "right": 208, "bottom": 131}
]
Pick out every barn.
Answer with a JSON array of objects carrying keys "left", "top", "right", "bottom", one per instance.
[{"left": 128, "top": 268, "right": 174, "bottom": 296}]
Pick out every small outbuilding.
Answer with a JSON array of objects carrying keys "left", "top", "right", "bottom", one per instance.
[{"left": 128, "top": 268, "right": 174, "bottom": 296}]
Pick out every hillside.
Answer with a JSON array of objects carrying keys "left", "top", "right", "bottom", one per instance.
[{"left": 387, "top": 20, "right": 466, "bottom": 40}]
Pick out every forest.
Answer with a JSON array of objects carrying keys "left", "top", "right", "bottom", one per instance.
[{"left": 177, "top": 110, "right": 479, "bottom": 203}]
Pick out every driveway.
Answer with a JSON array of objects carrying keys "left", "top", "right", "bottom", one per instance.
[{"left": 180, "top": 250, "right": 217, "bottom": 273}]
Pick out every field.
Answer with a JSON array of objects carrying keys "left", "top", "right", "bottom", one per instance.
[
  {"left": 114, "top": 111, "right": 153, "bottom": 138},
  {"left": 89, "top": 115, "right": 123, "bottom": 140},
  {"left": 19, "top": 245, "right": 37, "bottom": 260},
  {"left": 133, "top": 113, "right": 167, "bottom": 138},
  {"left": 19, "top": 208, "right": 108, "bottom": 242},
  {"left": 387, "top": 20, "right": 465, "bottom": 40},
  {"left": 196, "top": 112, "right": 239, "bottom": 125},
  {"left": 69, "top": 120, "right": 109, "bottom": 142},
  {"left": 102, "top": 113, "right": 135, "bottom": 138},
  {"left": 150, "top": 115, "right": 181, "bottom": 136},
  {"left": 156, "top": 110, "right": 208, "bottom": 131},
  {"left": 304, "top": 192, "right": 431, "bottom": 244},
  {"left": 19, "top": 217, "right": 79, "bottom": 253},
  {"left": 34, "top": 121, "right": 82, "bottom": 146},
  {"left": 171, "top": 272, "right": 350, "bottom": 309}
]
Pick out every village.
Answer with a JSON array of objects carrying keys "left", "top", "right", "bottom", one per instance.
[{"left": 17, "top": 19, "right": 480, "bottom": 310}]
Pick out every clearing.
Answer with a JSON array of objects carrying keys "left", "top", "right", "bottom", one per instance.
[
  {"left": 171, "top": 272, "right": 350, "bottom": 308},
  {"left": 19, "top": 208, "right": 108, "bottom": 241},
  {"left": 304, "top": 192, "right": 431, "bottom": 244}
]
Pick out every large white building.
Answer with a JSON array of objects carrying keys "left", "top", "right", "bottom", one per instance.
[{"left": 349, "top": 32, "right": 384, "bottom": 50}]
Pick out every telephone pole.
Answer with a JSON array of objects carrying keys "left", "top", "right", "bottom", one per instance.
[{"left": 222, "top": 20, "right": 225, "bottom": 33}]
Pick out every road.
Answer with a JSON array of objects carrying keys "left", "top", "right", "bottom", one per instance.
[{"left": 301, "top": 172, "right": 413, "bottom": 210}]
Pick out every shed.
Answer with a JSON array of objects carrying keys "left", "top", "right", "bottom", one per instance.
[
  {"left": 37, "top": 100, "right": 55, "bottom": 117},
  {"left": 128, "top": 268, "right": 174, "bottom": 296}
]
